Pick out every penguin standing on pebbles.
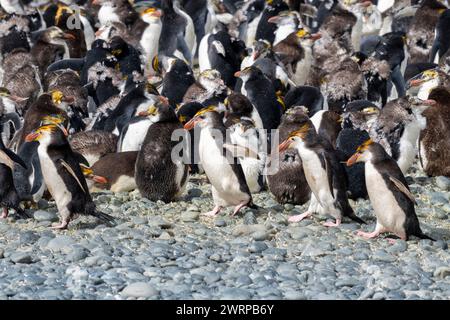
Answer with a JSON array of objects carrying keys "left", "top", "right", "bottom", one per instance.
[
  {"left": 279, "top": 122, "right": 366, "bottom": 227},
  {"left": 135, "top": 103, "right": 189, "bottom": 202},
  {"left": 184, "top": 108, "right": 257, "bottom": 216},
  {"left": 347, "top": 139, "right": 433, "bottom": 241},
  {"left": 25, "top": 124, "right": 115, "bottom": 229}
]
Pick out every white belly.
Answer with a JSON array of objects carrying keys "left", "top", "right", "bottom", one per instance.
[
  {"left": 199, "top": 34, "right": 211, "bottom": 72},
  {"left": 273, "top": 25, "right": 295, "bottom": 46},
  {"left": 110, "top": 175, "right": 137, "bottom": 193},
  {"left": 293, "top": 47, "right": 312, "bottom": 86},
  {"left": 397, "top": 120, "right": 421, "bottom": 174},
  {"left": 141, "top": 24, "right": 162, "bottom": 73},
  {"left": 98, "top": 6, "right": 120, "bottom": 26},
  {"left": 365, "top": 162, "right": 406, "bottom": 236},
  {"left": 120, "top": 119, "right": 152, "bottom": 152},
  {"left": 245, "top": 13, "right": 262, "bottom": 47}
]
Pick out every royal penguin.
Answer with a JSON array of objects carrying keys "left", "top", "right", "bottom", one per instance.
[
  {"left": 418, "top": 86, "right": 450, "bottom": 177},
  {"left": 135, "top": 103, "right": 189, "bottom": 202},
  {"left": 25, "top": 124, "right": 115, "bottom": 229},
  {"left": 273, "top": 28, "right": 321, "bottom": 86},
  {"left": 267, "top": 10, "right": 301, "bottom": 46},
  {"left": 184, "top": 108, "right": 257, "bottom": 216},
  {"left": 228, "top": 117, "right": 266, "bottom": 193},
  {"left": 407, "top": 68, "right": 449, "bottom": 100},
  {"left": 310, "top": 109, "right": 342, "bottom": 149},
  {"left": 0, "top": 136, "right": 28, "bottom": 219},
  {"left": 69, "top": 130, "right": 118, "bottom": 166},
  {"left": 347, "top": 139, "right": 433, "bottom": 241},
  {"left": 161, "top": 57, "right": 196, "bottom": 106},
  {"left": 93, "top": 0, "right": 139, "bottom": 27},
  {"left": 84, "top": 151, "right": 138, "bottom": 193},
  {"left": 284, "top": 85, "right": 324, "bottom": 116},
  {"left": 267, "top": 106, "right": 311, "bottom": 205},
  {"left": 138, "top": 7, "right": 163, "bottom": 75},
  {"left": 182, "top": 69, "right": 228, "bottom": 104},
  {"left": 254, "top": 0, "right": 289, "bottom": 45},
  {"left": 278, "top": 122, "right": 366, "bottom": 226}
]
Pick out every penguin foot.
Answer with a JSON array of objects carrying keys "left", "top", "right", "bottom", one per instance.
[
  {"left": 288, "top": 211, "right": 312, "bottom": 223},
  {"left": 230, "top": 201, "right": 249, "bottom": 216},
  {"left": 356, "top": 230, "right": 380, "bottom": 239},
  {"left": 1, "top": 208, "right": 8, "bottom": 219},
  {"left": 51, "top": 221, "right": 69, "bottom": 230},
  {"left": 203, "top": 206, "right": 222, "bottom": 217},
  {"left": 323, "top": 219, "right": 341, "bottom": 228}
]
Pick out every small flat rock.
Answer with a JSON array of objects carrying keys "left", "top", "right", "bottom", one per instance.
[
  {"left": 181, "top": 211, "right": 199, "bottom": 222},
  {"left": 219, "top": 288, "right": 251, "bottom": 300},
  {"left": 433, "top": 267, "right": 450, "bottom": 279},
  {"left": 335, "top": 278, "right": 359, "bottom": 288},
  {"left": 252, "top": 230, "right": 270, "bottom": 241},
  {"left": 243, "top": 212, "right": 257, "bottom": 225},
  {"left": 233, "top": 224, "right": 266, "bottom": 237},
  {"left": 435, "top": 176, "right": 450, "bottom": 191},
  {"left": 248, "top": 242, "right": 268, "bottom": 253},
  {"left": 121, "top": 282, "right": 158, "bottom": 299},
  {"left": 288, "top": 227, "right": 313, "bottom": 240},
  {"left": 33, "top": 210, "right": 58, "bottom": 222},
  {"left": 46, "top": 236, "right": 76, "bottom": 253},
  {"left": 214, "top": 218, "right": 227, "bottom": 227},
  {"left": 10, "top": 252, "right": 33, "bottom": 264},
  {"left": 373, "top": 250, "right": 396, "bottom": 262},
  {"left": 148, "top": 217, "right": 172, "bottom": 229},
  {"left": 67, "top": 249, "right": 88, "bottom": 262}
]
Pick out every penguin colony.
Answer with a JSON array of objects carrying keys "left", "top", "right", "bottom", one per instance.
[{"left": 0, "top": 0, "right": 448, "bottom": 242}]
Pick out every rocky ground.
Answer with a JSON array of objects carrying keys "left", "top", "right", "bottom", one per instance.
[{"left": 0, "top": 164, "right": 449, "bottom": 300}]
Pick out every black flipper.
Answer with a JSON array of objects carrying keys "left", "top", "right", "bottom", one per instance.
[
  {"left": 5, "top": 149, "right": 27, "bottom": 169},
  {"left": 92, "top": 211, "right": 116, "bottom": 226},
  {"left": 47, "top": 58, "right": 85, "bottom": 73}
]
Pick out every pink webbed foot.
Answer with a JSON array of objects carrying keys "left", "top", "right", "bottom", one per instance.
[
  {"left": 230, "top": 201, "right": 249, "bottom": 217},
  {"left": 202, "top": 205, "right": 222, "bottom": 217},
  {"left": 51, "top": 221, "right": 69, "bottom": 230},
  {"left": 288, "top": 211, "right": 312, "bottom": 223},
  {"left": 356, "top": 230, "right": 381, "bottom": 239},
  {"left": 1, "top": 208, "right": 8, "bottom": 219},
  {"left": 323, "top": 219, "right": 341, "bottom": 228}
]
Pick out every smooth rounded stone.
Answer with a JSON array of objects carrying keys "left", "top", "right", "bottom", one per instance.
[
  {"left": 386, "top": 290, "right": 406, "bottom": 299},
  {"left": 233, "top": 224, "right": 266, "bottom": 237},
  {"left": 387, "top": 240, "right": 408, "bottom": 254},
  {"left": 352, "top": 251, "right": 370, "bottom": 260},
  {"left": 219, "top": 288, "right": 251, "bottom": 300},
  {"left": 46, "top": 236, "right": 76, "bottom": 253},
  {"left": 433, "top": 267, "right": 450, "bottom": 279},
  {"left": 288, "top": 227, "right": 313, "bottom": 240},
  {"left": 379, "top": 277, "right": 403, "bottom": 290},
  {"left": 251, "top": 230, "right": 270, "bottom": 241},
  {"left": 435, "top": 176, "right": 450, "bottom": 191},
  {"left": 243, "top": 212, "right": 257, "bottom": 225},
  {"left": 19, "top": 231, "right": 40, "bottom": 245},
  {"left": 373, "top": 250, "right": 396, "bottom": 262},
  {"left": 204, "top": 272, "right": 221, "bottom": 284},
  {"left": 67, "top": 248, "right": 88, "bottom": 262},
  {"left": 121, "top": 282, "right": 158, "bottom": 299},
  {"left": 23, "top": 274, "right": 46, "bottom": 286},
  {"left": 284, "top": 204, "right": 294, "bottom": 211},
  {"left": 248, "top": 241, "right": 268, "bottom": 253},
  {"left": 37, "top": 199, "right": 50, "bottom": 210},
  {"left": 10, "top": 252, "right": 33, "bottom": 264},
  {"left": 187, "top": 189, "right": 202, "bottom": 198},
  {"left": 181, "top": 211, "right": 199, "bottom": 222},
  {"left": 442, "top": 204, "right": 450, "bottom": 213},
  {"left": 235, "top": 275, "right": 252, "bottom": 287},
  {"left": 301, "top": 242, "right": 333, "bottom": 257},
  {"left": 358, "top": 288, "right": 375, "bottom": 299},
  {"left": 214, "top": 218, "right": 227, "bottom": 227},
  {"left": 148, "top": 217, "right": 172, "bottom": 229},
  {"left": 429, "top": 192, "right": 448, "bottom": 205},
  {"left": 33, "top": 210, "right": 58, "bottom": 222},
  {"left": 132, "top": 217, "right": 148, "bottom": 225}
]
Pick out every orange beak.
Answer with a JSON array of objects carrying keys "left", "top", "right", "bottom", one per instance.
[
  {"left": 138, "top": 111, "right": 148, "bottom": 117},
  {"left": 311, "top": 33, "right": 322, "bottom": 41},
  {"left": 346, "top": 153, "right": 360, "bottom": 166},
  {"left": 152, "top": 10, "right": 162, "bottom": 17},
  {"left": 64, "top": 33, "right": 76, "bottom": 40},
  {"left": 278, "top": 139, "right": 292, "bottom": 153},
  {"left": 184, "top": 117, "right": 199, "bottom": 130},
  {"left": 234, "top": 71, "right": 241, "bottom": 78},
  {"left": 25, "top": 132, "right": 39, "bottom": 142},
  {"left": 409, "top": 79, "right": 424, "bottom": 87},
  {"left": 93, "top": 175, "right": 108, "bottom": 184}
]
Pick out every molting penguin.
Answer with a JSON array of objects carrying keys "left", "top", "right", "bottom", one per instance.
[
  {"left": 84, "top": 151, "right": 138, "bottom": 193},
  {"left": 69, "top": 130, "right": 118, "bottom": 166},
  {"left": 267, "top": 106, "right": 311, "bottom": 205},
  {"left": 184, "top": 108, "right": 257, "bottom": 216},
  {"left": 182, "top": 69, "right": 228, "bottom": 104},
  {"left": 347, "top": 139, "right": 433, "bottom": 241},
  {"left": 279, "top": 122, "right": 366, "bottom": 226},
  {"left": 418, "top": 86, "right": 450, "bottom": 177},
  {"left": 267, "top": 10, "right": 301, "bottom": 46},
  {"left": 135, "top": 103, "right": 189, "bottom": 202},
  {"left": 25, "top": 124, "right": 115, "bottom": 229}
]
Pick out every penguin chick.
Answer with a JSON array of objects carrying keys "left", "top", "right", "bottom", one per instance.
[
  {"left": 184, "top": 108, "right": 257, "bottom": 216},
  {"left": 229, "top": 117, "right": 266, "bottom": 193},
  {"left": 279, "top": 122, "right": 366, "bottom": 227},
  {"left": 135, "top": 103, "right": 189, "bottom": 202},
  {"left": 182, "top": 69, "right": 228, "bottom": 104},
  {"left": 69, "top": 130, "right": 118, "bottom": 166},
  {"left": 25, "top": 124, "right": 115, "bottom": 229},
  {"left": 347, "top": 139, "right": 433, "bottom": 241},
  {"left": 0, "top": 137, "right": 28, "bottom": 219}
]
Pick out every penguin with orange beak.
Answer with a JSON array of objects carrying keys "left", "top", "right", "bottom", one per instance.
[
  {"left": 347, "top": 139, "right": 433, "bottom": 241},
  {"left": 24, "top": 124, "right": 115, "bottom": 229},
  {"left": 184, "top": 107, "right": 258, "bottom": 216},
  {"left": 278, "top": 122, "right": 365, "bottom": 227}
]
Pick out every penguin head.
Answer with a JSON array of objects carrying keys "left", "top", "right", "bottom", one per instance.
[
  {"left": 176, "top": 102, "right": 205, "bottom": 124},
  {"left": 407, "top": 69, "right": 440, "bottom": 90},
  {"left": 40, "top": 114, "right": 69, "bottom": 136},
  {"left": 199, "top": 70, "right": 226, "bottom": 91},
  {"left": 137, "top": 100, "right": 176, "bottom": 123},
  {"left": 25, "top": 124, "right": 68, "bottom": 147},
  {"left": 50, "top": 90, "right": 75, "bottom": 110},
  {"left": 140, "top": 7, "right": 162, "bottom": 23},
  {"left": 250, "top": 40, "right": 272, "bottom": 61},
  {"left": 343, "top": 100, "right": 380, "bottom": 129},
  {"left": 295, "top": 28, "right": 321, "bottom": 47},
  {"left": 428, "top": 87, "right": 450, "bottom": 107},
  {"left": 407, "top": 96, "right": 437, "bottom": 115},
  {"left": 234, "top": 66, "right": 263, "bottom": 82},
  {"left": 41, "top": 26, "right": 76, "bottom": 45},
  {"left": 224, "top": 93, "right": 253, "bottom": 116},
  {"left": 346, "top": 138, "right": 375, "bottom": 165},
  {"left": 184, "top": 107, "right": 222, "bottom": 130},
  {"left": 278, "top": 122, "right": 316, "bottom": 152}
]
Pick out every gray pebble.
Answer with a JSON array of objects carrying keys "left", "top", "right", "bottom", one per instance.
[
  {"left": 121, "top": 282, "right": 158, "bottom": 299},
  {"left": 214, "top": 218, "right": 226, "bottom": 227},
  {"left": 248, "top": 242, "right": 268, "bottom": 253},
  {"left": 33, "top": 210, "right": 58, "bottom": 222},
  {"left": 10, "top": 252, "right": 33, "bottom": 264},
  {"left": 433, "top": 267, "right": 450, "bottom": 279},
  {"left": 46, "top": 236, "right": 76, "bottom": 253},
  {"left": 252, "top": 230, "right": 270, "bottom": 241},
  {"left": 243, "top": 212, "right": 257, "bottom": 225},
  {"left": 435, "top": 176, "right": 450, "bottom": 191},
  {"left": 181, "top": 211, "right": 199, "bottom": 222}
]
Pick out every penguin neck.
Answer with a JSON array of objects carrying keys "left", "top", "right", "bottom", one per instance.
[
  {"left": 141, "top": 21, "right": 162, "bottom": 73},
  {"left": 274, "top": 23, "right": 297, "bottom": 45},
  {"left": 418, "top": 78, "right": 439, "bottom": 100}
]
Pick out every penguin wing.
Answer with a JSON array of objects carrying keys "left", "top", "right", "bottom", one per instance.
[
  {"left": 387, "top": 175, "right": 417, "bottom": 205},
  {"left": 59, "top": 159, "right": 87, "bottom": 194},
  {"left": 0, "top": 149, "right": 27, "bottom": 170},
  {"left": 318, "top": 151, "right": 334, "bottom": 199}
]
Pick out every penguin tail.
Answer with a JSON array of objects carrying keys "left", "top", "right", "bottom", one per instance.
[
  {"left": 348, "top": 212, "right": 367, "bottom": 225},
  {"left": 416, "top": 231, "right": 435, "bottom": 241},
  {"left": 92, "top": 211, "right": 116, "bottom": 227}
]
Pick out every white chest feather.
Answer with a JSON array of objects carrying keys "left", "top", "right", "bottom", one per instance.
[
  {"left": 110, "top": 175, "right": 137, "bottom": 193},
  {"left": 397, "top": 120, "right": 421, "bottom": 174},
  {"left": 141, "top": 23, "right": 162, "bottom": 61},
  {"left": 274, "top": 25, "right": 296, "bottom": 46},
  {"left": 120, "top": 119, "right": 153, "bottom": 152},
  {"left": 293, "top": 47, "right": 313, "bottom": 86},
  {"left": 310, "top": 111, "right": 325, "bottom": 133},
  {"left": 98, "top": 5, "right": 120, "bottom": 26},
  {"left": 365, "top": 162, "right": 406, "bottom": 234},
  {"left": 198, "top": 34, "right": 211, "bottom": 73}
]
